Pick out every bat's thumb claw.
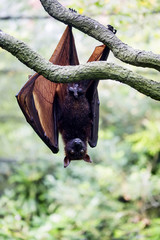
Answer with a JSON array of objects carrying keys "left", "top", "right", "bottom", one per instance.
[{"left": 64, "top": 157, "right": 71, "bottom": 168}]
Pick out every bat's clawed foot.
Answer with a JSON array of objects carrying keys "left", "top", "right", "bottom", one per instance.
[
  {"left": 69, "top": 8, "right": 77, "bottom": 13},
  {"left": 107, "top": 25, "right": 117, "bottom": 34}
]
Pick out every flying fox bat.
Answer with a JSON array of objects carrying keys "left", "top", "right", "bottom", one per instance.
[{"left": 16, "top": 25, "right": 116, "bottom": 168}]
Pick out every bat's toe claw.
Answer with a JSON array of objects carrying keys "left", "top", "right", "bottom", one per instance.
[
  {"left": 107, "top": 24, "right": 117, "bottom": 34},
  {"left": 69, "top": 8, "right": 77, "bottom": 13}
]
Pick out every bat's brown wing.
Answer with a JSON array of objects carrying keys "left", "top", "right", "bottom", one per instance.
[
  {"left": 16, "top": 26, "right": 79, "bottom": 153},
  {"left": 84, "top": 45, "right": 110, "bottom": 147},
  {"left": 87, "top": 26, "right": 116, "bottom": 147}
]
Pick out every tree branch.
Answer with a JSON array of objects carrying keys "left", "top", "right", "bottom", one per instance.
[
  {"left": 40, "top": 0, "right": 160, "bottom": 72},
  {"left": 0, "top": 30, "right": 160, "bottom": 101}
]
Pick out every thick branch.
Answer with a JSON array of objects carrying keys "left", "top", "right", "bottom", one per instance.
[
  {"left": 0, "top": 30, "right": 159, "bottom": 101},
  {"left": 40, "top": 0, "right": 160, "bottom": 72}
]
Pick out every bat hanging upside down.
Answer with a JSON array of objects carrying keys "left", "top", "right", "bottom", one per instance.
[{"left": 16, "top": 25, "right": 116, "bottom": 168}]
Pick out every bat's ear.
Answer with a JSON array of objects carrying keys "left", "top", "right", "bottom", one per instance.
[
  {"left": 64, "top": 156, "right": 71, "bottom": 168},
  {"left": 83, "top": 154, "right": 92, "bottom": 163}
]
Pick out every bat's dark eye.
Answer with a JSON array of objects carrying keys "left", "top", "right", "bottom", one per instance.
[
  {"left": 77, "top": 88, "right": 83, "bottom": 95},
  {"left": 70, "top": 149, "right": 75, "bottom": 154},
  {"left": 80, "top": 149, "right": 84, "bottom": 154}
]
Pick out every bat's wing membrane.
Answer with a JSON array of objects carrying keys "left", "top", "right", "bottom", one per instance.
[
  {"left": 86, "top": 45, "right": 110, "bottom": 147},
  {"left": 17, "top": 73, "right": 59, "bottom": 153},
  {"left": 17, "top": 26, "right": 79, "bottom": 153}
]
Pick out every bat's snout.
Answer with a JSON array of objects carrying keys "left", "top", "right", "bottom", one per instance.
[
  {"left": 72, "top": 138, "right": 86, "bottom": 154},
  {"left": 64, "top": 138, "right": 87, "bottom": 162},
  {"left": 74, "top": 138, "right": 83, "bottom": 147}
]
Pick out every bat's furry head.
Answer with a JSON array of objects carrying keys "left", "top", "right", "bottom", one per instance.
[{"left": 64, "top": 138, "right": 92, "bottom": 168}]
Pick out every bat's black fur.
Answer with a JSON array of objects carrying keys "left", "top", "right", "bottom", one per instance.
[{"left": 58, "top": 87, "right": 91, "bottom": 160}]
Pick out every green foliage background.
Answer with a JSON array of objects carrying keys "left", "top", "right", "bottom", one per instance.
[{"left": 0, "top": 0, "right": 160, "bottom": 239}]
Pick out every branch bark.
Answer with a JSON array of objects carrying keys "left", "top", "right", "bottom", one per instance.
[
  {"left": 0, "top": 30, "right": 160, "bottom": 101},
  {"left": 40, "top": 0, "right": 160, "bottom": 72}
]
